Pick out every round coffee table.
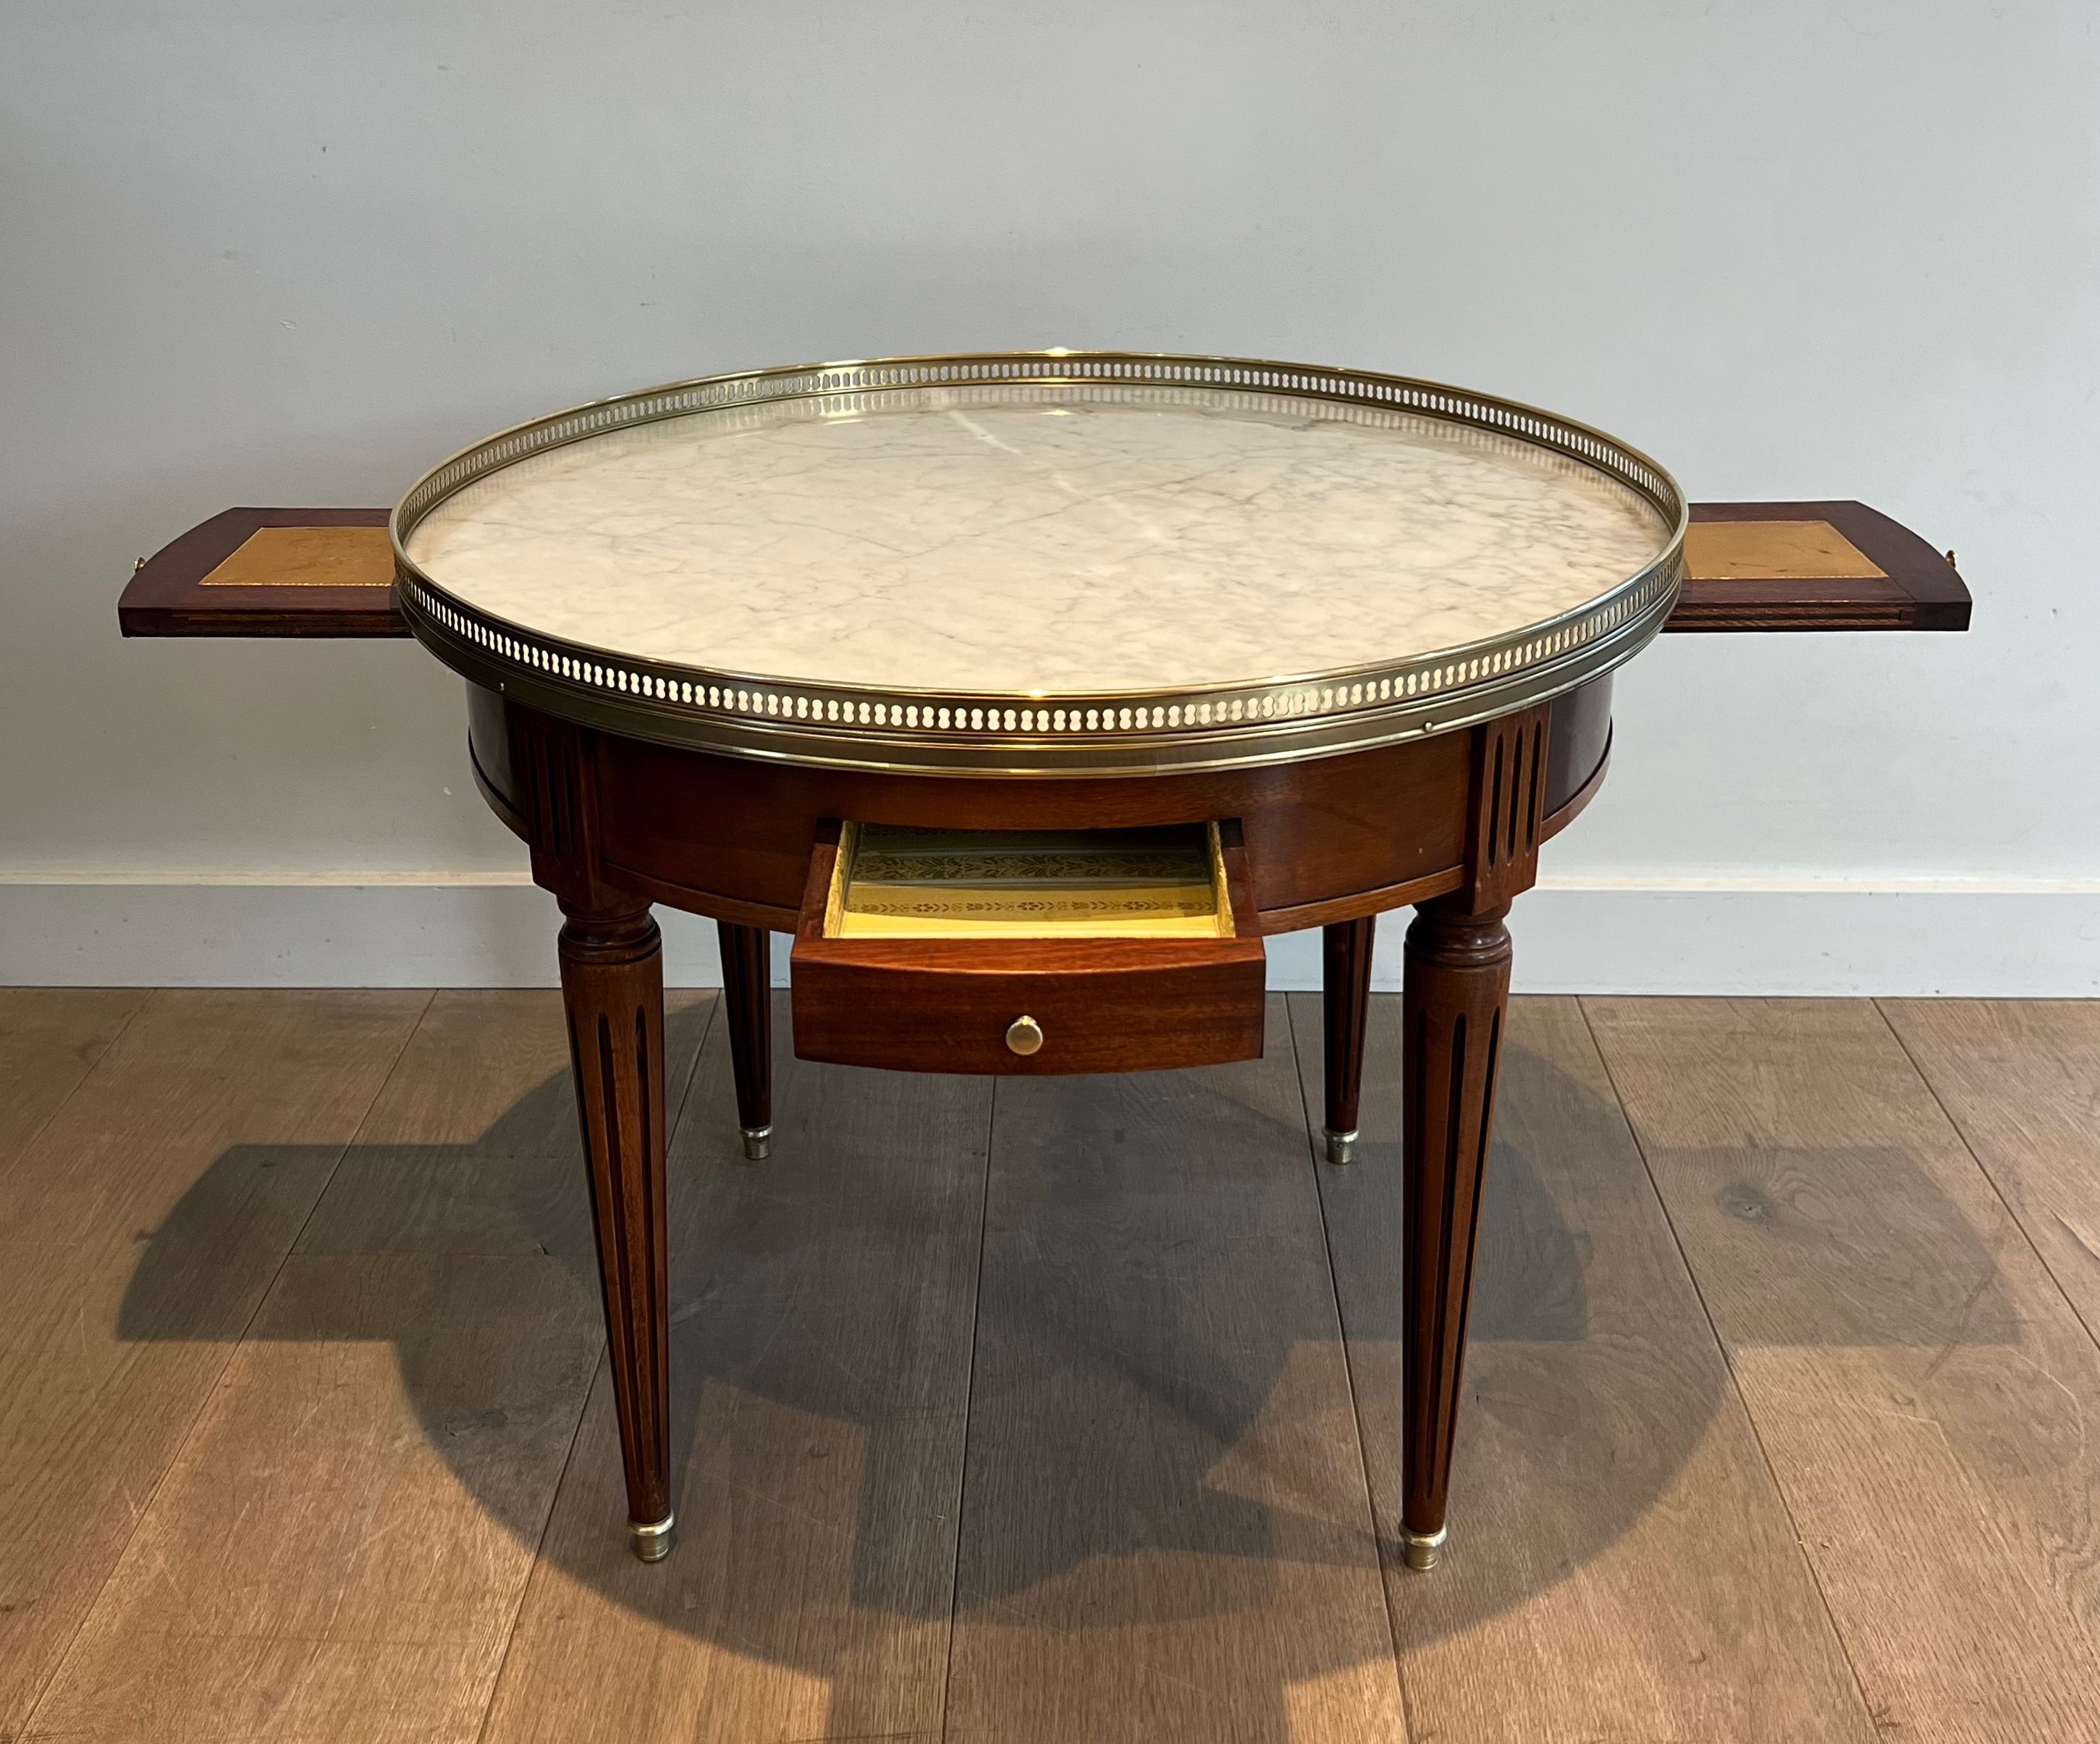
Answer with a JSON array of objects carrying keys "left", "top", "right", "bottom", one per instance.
[{"left": 391, "top": 350, "right": 1687, "bottom": 1570}]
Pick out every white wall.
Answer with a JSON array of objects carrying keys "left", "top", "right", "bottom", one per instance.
[{"left": 4, "top": 1, "right": 2096, "bottom": 992}]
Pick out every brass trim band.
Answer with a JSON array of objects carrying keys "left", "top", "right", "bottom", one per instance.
[
  {"left": 628, "top": 1512, "right": 675, "bottom": 1563},
  {"left": 1401, "top": 1524, "right": 1449, "bottom": 1572}
]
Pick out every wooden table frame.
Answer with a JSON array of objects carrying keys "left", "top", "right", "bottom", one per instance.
[
  {"left": 476, "top": 677, "right": 1607, "bottom": 1565},
  {"left": 119, "top": 500, "right": 1969, "bottom": 1572}
]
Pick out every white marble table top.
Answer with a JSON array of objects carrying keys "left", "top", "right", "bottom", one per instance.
[{"left": 404, "top": 382, "right": 1672, "bottom": 699}]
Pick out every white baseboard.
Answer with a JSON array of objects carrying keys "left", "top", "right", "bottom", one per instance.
[{"left": 2, "top": 877, "right": 2096, "bottom": 996}]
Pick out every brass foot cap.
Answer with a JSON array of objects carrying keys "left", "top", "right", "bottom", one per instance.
[
  {"left": 629, "top": 1512, "right": 676, "bottom": 1562},
  {"left": 1323, "top": 1129, "right": 1358, "bottom": 1166},
  {"left": 1401, "top": 1525, "right": 1447, "bottom": 1572},
  {"left": 741, "top": 1125, "right": 772, "bottom": 1162}
]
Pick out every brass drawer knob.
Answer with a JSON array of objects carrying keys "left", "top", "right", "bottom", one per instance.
[{"left": 1005, "top": 1015, "right": 1045, "bottom": 1056}]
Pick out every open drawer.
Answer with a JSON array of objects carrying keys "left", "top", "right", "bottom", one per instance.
[{"left": 790, "top": 818, "right": 1267, "bottom": 1074}]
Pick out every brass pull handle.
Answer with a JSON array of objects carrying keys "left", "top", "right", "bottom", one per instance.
[{"left": 1005, "top": 1015, "right": 1044, "bottom": 1056}]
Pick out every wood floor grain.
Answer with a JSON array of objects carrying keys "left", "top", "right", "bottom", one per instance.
[
  {"left": 945, "top": 999, "right": 1407, "bottom": 1744},
  {"left": 19, "top": 990, "right": 711, "bottom": 1744},
  {"left": 1881, "top": 999, "right": 2100, "bottom": 1351},
  {"left": 0, "top": 989, "right": 146, "bottom": 1166},
  {"left": 296, "top": 989, "right": 716, "bottom": 1260},
  {"left": 478, "top": 999, "right": 992, "bottom": 1744},
  {"left": 1585, "top": 997, "right": 2100, "bottom": 1744},
  {"left": 6, "top": 987, "right": 2098, "bottom": 1744},
  {"left": 1291, "top": 994, "right": 1875, "bottom": 1744},
  {"left": 22, "top": 1255, "right": 604, "bottom": 1744},
  {"left": 0, "top": 990, "right": 429, "bottom": 1739}
]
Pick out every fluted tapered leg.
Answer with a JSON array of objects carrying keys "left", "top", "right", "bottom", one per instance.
[
  {"left": 560, "top": 899, "right": 673, "bottom": 1562},
  {"left": 717, "top": 921, "right": 773, "bottom": 1160},
  {"left": 1320, "top": 917, "right": 1376, "bottom": 1163},
  {"left": 1399, "top": 895, "right": 1512, "bottom": 1572}
]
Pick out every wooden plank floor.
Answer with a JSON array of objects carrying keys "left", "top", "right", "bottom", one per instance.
[{"left": 3, "top": 990, "right": 2096, "bottom": 1743}]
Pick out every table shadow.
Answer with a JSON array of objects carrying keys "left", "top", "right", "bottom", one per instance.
[{"left": 117, "top": 1029, "right": 2017, "bottom": 1736}]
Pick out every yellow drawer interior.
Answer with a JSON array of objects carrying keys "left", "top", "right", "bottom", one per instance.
[{"left": 825, "top": 821, "right": 1234, "bottom": 940}]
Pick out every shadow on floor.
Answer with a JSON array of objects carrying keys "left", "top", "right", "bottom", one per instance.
[{"left": 115, "top": 1023, "right": 2017, "bottom": 1727}]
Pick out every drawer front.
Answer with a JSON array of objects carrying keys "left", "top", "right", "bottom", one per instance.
[
  {"left": 790, "top": 819, "right": 1265, "bottom": 1076},
  {"left": 793, "top": 939, "right": 1265, "bottom": 1074}
]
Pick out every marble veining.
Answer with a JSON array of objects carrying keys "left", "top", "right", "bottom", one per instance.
[{"left": 405, "top": 384, "right": 1671, "bottom": 696}]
